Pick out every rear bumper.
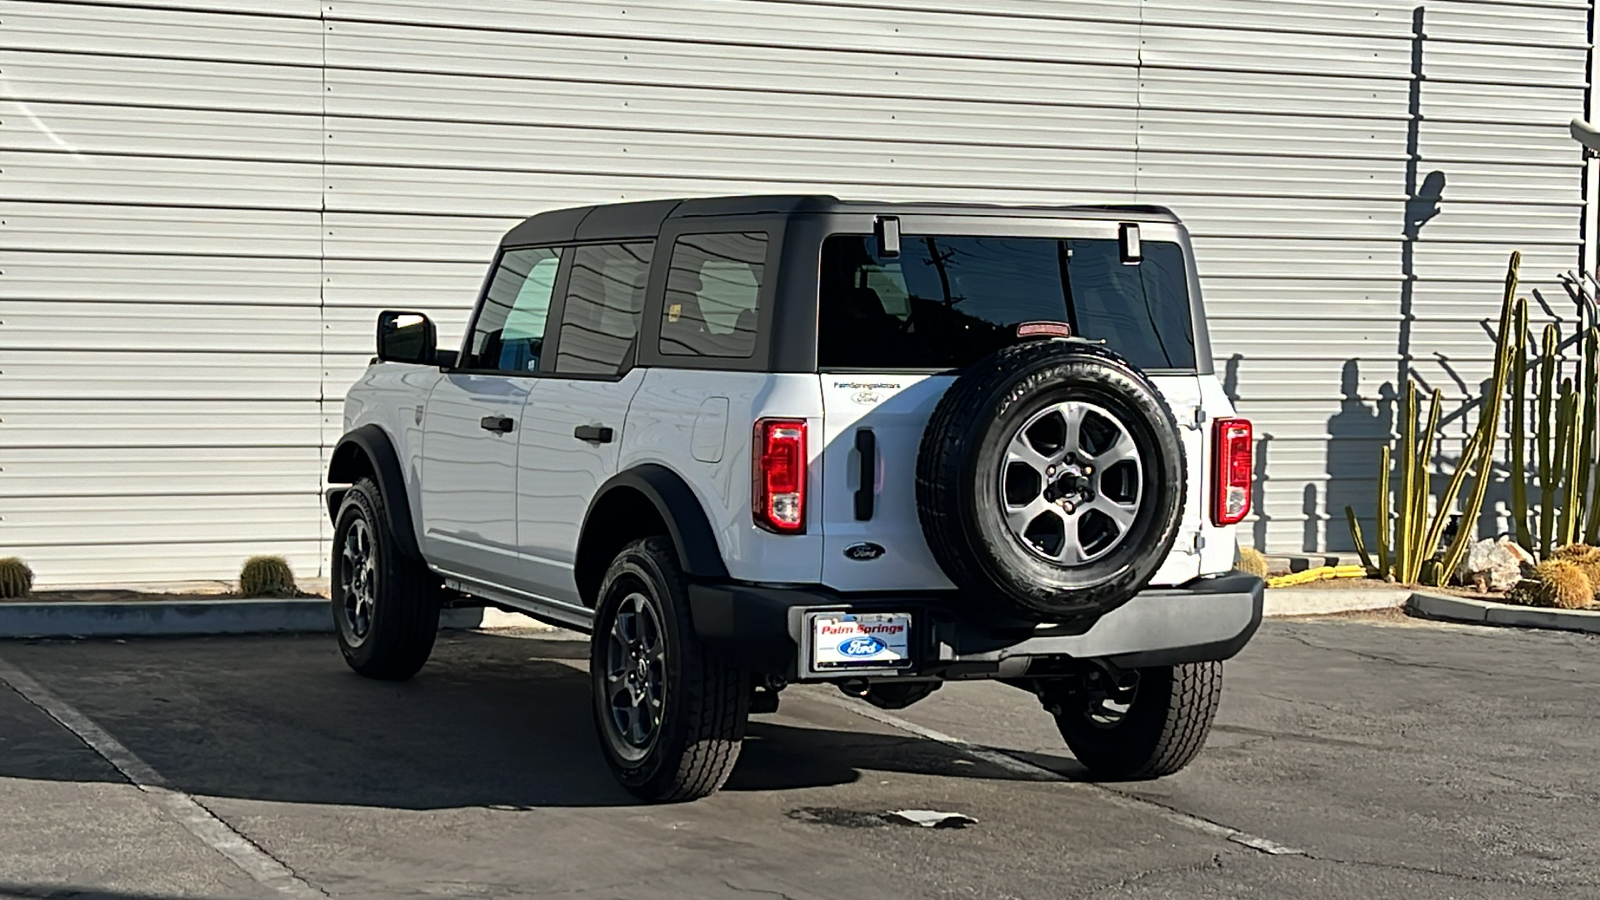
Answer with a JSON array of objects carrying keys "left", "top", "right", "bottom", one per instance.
[{"left": 687, "top": 572, "right": 1264, "bottom": 682}]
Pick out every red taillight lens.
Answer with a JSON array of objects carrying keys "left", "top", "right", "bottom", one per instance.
[
  {"left": 1212, "top": 418, "right": 1253, "bottom": 526},
  {"left": 754, "top": 418, "right": 807, "bottom": 533}
]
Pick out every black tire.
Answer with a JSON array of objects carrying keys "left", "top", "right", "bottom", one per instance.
[
  {"left": 918, "top": 340, "right": 1186, "bottom": 623},
  {"left": 1050, "top": 662, "right": 1222, "bottom": 779},
  {"left": 591, "top": 537, "right": 749, "bottom": 802},
  {"left": 331, "top": 477, "right": 441, "bottom": 680}
]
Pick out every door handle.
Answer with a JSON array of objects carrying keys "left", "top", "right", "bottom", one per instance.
[
  {"left": 479, "top": 415, "right": 515, "bottom": 434},
  {"left": 854, "top": 428, "right": 876, "bottom": 520},
  {"left": 574, "top": 424, "right": 614, "bottom": 444}
]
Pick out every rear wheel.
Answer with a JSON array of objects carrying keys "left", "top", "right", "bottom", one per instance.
[
  {"left": 1046, "top": 662, "right": 1222, "bottom": 779},
  {"left": 331, "top": 478, "right": 441, "bottom": 680},
  {"left": 591, "top": 537, "right": 749, "bottom": 802}
]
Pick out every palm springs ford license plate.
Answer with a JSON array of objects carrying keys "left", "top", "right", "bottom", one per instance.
[{"left": 811, "top": 613, "right": 913, "bottom": 669}]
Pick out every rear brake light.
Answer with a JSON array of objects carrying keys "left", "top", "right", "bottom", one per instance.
[
  {"left": 754, "top": 418, "right": 807, "bottom": 534},
  {"left": 1212, "top": 418, "right": 1253, "bottom": 526}
]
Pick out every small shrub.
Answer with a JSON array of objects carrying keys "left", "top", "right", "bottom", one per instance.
[
  {"left": 0, "top": 558, "right": 34, "bottom": 599},
  {"left": 1237, "top": 546, "right": 1270, "bottom": 579},
  {"left": 1507, "top": 560, "right": 1593, "bottom": 610},
  {"left": 1551, "top": 543, "right": 1600, "bottom": 602},
  {"left": 239, "top": 555, "right": 297, "bottom": 598}
]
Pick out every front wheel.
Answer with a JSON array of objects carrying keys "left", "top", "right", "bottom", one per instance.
[
  {"left": 591, "top": 537, "right": 749, "bottom": 802},
  {"left": 1047, "top": 662, "right": 1223, "bottom": 779},
  {"left": 331, "top": 477, "right": 441, "bottom": 680}
]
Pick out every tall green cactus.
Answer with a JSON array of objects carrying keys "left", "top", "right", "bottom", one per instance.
[
  {"left": 1510, "top": 299, "right": 1531, "bottom": 550},
  {"left": 1537, "top": 323, "right": 1559, "bottom": 557},
  {"left": 1349, "top": 251, "right": 1524, "bottom": 586},
  {"left": 1440, "top": 256, "right": 1523, "bottom": 581}
]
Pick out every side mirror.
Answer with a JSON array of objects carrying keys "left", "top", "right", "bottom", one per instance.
[{"left": 376, "top": 311, "right": 437, "bottom": 365}]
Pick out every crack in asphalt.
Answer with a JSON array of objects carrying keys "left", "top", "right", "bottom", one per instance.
[
  {"left": 720, "top": 878, "right": 804, "bottom": 900},
  {"left": 1067, "top": 852, "right": 1229, "bottom": 899}
]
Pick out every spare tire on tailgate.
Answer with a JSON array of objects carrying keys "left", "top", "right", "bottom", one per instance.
[{"left": 917, "top": 339, "right": 1186, "bottom": 624}]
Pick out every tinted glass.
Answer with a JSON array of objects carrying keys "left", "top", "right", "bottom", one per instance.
[
  {"left": 466, "top": 246, "right": 562, "bottom": 372},
  {"left": 818, "top": 235, "right": 1195, "bottom": 371},
  {"left": 658, "top": 232, "right": 768, "bottom": 358},
  {"left": 555, "top": 242, "right": 654, "bottom": 376}
]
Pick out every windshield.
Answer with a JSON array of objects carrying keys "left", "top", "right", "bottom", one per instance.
[{"left": 818, "top": 234, "right": 1197, "bottom": 371}]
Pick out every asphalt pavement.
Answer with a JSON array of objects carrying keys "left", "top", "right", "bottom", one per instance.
[{"left": 0, "top": 614, "right": 1595, "bottom": 900}]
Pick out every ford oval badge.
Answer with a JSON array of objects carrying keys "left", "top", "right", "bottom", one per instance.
[
  {"left": 838, "top": 635, "right": 887, "bottom": 657},
  {"left": 844, "top": 542, "right": 885, "bottom": 561}
]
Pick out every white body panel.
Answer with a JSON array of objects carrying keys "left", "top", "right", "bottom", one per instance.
[
  {"left": 342, "top": 362, "right": 443, "bottom": 549},
  {"left": 418, "top": 372, "right": 530, "bottom": 584},
  {"left": 346, "top": 359, "right": 1239, "bottom": 603},
  {"left": 515, "top": 370, "right": 646, "bottom": 604},
  {"left": 622, "top": 370, "right": 825, "bottom": 585}
]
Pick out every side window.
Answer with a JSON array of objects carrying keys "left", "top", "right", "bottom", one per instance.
[
  {"left": 658, "top": 232, "right": 768, "bottom": 358},
  {"left": 555, "top": 242, "right": 654, "bottom": 376},
  {"left": 465, "top": 247, "right": 562, "bottom": 372}
]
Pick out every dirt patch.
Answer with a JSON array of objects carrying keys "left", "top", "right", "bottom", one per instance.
[{"left": 1275, "top": 576, "right": 1503, "bottom": 603}]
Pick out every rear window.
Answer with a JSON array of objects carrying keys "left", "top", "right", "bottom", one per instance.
[{"left": 818, "top": 234, "right": 1196, "bottom": 371}]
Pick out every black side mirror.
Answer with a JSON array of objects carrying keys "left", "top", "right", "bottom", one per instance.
[{"left": 376, "top": 311, "right": 437, "bottom": 365}]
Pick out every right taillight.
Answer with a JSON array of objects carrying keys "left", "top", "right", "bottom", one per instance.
[
  {"left": 753, "top": 418, "right": 807, "bottom": 534},
  {"left": 1212, "top": 418, "right": 1253, "bottom": 526}
]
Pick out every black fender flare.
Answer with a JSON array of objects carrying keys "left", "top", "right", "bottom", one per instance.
[
  {"left": 579, "top": 464, "right": 730, "bottom": 585},
  {"left": 327, "top": 424, "right": 423, "bottom": 561}
]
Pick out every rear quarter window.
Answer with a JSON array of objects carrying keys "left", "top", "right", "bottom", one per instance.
[{"left": 658, "top": 232, "right": 768, "bottom": 359}]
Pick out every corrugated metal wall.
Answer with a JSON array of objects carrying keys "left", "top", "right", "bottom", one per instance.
[{"left": 1, "top": 0, "right": 1592, "bottom": 584}]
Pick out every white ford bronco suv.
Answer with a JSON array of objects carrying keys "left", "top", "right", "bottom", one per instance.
[{"left": 326, "top": 195, "right": 1262, "bottom": 802}]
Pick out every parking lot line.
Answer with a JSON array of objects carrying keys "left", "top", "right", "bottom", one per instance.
[
  {"left": 0, "top": 653, "right": 327, "bottom": 900},
  {"left": 810, "top": 689, "right": 1306, "bottom": 857}
]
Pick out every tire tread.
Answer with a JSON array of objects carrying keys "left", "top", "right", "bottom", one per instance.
[{"left": 334, "top": 477, "right": 440, "bottom": 680}]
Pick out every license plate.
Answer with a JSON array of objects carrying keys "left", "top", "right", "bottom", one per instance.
[{"left": 811, "top": 613, "right": 913, "bottom": 669}]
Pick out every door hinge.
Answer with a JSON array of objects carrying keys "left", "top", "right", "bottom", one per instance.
[
  {"left": 1188, "top": 406, "right": 1208, "bottom": 430},
  {"left": 1190, "top": 532, "right": 1208, "bottom": 554}
]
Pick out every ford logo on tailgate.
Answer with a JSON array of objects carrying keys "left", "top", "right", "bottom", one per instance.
[
  {"left": 844, "top": 542, "right": 885, "bottom": 561},
  {"left": 838, "top": 636, "right": 887, "bottom": 657}
]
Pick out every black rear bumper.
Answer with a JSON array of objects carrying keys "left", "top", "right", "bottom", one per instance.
[{"left": 687, "top": 572, "right": 1264, "bottom": 682}]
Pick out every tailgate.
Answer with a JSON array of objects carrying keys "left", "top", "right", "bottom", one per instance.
[
  {"left": 818, "top": 373, "right": 1211, "bottom": 592},
  {"left": 819, "top": 375, "right": 955, "bottom": 592}
]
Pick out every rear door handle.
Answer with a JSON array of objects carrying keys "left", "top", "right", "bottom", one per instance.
[
  {"left": 479, "top": 415, "right": 515, "bottom": 434},
  {"left": 854, "top": 428, "right": 876, "bottom": 520},
  {"left": 574, "top": 424, "right": 614, "bottom": 444}
]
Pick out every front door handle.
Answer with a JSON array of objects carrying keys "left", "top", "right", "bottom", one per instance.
[
  {"left": 480, "top": 415, "right": 515, "bottom": 434},
  {"left": 574, "top": 424, "right": 614, "bottom": 444}
]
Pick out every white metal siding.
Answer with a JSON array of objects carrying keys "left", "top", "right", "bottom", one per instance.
[{"left": 1, "top": 0, "right": 1591, "bottom": 584}]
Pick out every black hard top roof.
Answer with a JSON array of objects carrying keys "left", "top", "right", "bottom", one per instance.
[{"left": 499, "top": 195, "right": 1181, "bottom": 247}]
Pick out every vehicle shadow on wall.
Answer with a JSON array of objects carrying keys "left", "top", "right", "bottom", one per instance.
[{"left": 0, "top": 632, "right": 1065, "bottom": 811}]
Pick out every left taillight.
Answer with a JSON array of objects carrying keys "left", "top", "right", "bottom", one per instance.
[
  {"left": 754, "top": 418, "right": 807, "bottom": 534},
  {"left": 1212, "top": 418, "right": 1253, "bottom": 526}
]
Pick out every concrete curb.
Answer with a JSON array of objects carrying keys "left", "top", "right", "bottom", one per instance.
[
  {"left": 1407, "top": 592, "right": 1600, "bottom": 635},
  {"left": 0, "top": 600, "right": 551, "bottom": 639},
  {"left": 1263, "top": 588, "right": 1411, "bottom": 617}
]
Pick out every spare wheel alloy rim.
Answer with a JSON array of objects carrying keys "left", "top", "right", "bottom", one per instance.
[
  {"left": 342, "top": 517, "right": 377, "bottom": 643},
  {"left": 604, "top": 590, "right": 667, "bottom": 760},
  {"left": 998, "top": 399, "right": 1144, "bottom": 566}
]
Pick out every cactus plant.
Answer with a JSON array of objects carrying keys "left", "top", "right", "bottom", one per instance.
[
  {"left": 1509, "top": 297, "right": 1531, "bottom": 550},
  {"left": 1552, "top": 543, "right": 1600, "bottom": 599},
  {"left": 1349, "top": 252, "right": 1522, "bottom": 586},
  {"left": 1237, "top": 546, "right": 1270, "bottom": 579},
  {"left": 0, "top": 558, "right": 34, "bottom": 599},
  {"left": 239, "top": 556, "right": 297, "bottom": 597},
  {"left": 1507, "top": 559, "right": 1593, "bottom": 609}
]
